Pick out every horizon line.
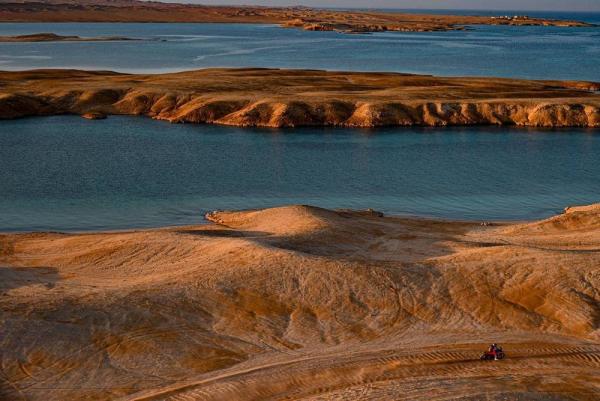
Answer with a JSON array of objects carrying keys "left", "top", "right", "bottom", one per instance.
[
  {"left": 148, "top": 1, "right": 600, "bottom": 13},
  {"left": 322, "top": 7, "right": 599, "bottom": 12}
]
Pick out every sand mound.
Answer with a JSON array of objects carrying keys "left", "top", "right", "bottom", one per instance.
[
  {"left": 486, "top": 203, "right": 600, "bottom": 250},
  {"left": 1, "top": 204, "right": 599, "bottom": 401},
  {"left": 205, "top": 205, "right": 340, "bottom": 236},
  {"left": 541, "top": 204, "right": 600, "bottom": 231}
]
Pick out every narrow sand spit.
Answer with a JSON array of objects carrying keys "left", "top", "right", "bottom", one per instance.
[
  {"left": 0, "top": 33, "right": 135, "bottom": 42},
  {"left": 1, "top": 68, "right": 600, "bottom": 128},
  {"left": 1, "top": 204, "right": 599, "bottom": 400}
]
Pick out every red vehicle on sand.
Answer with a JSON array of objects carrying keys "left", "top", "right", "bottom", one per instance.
[{"left": 480, "top": 344, "right": 505, "bottom": 360}]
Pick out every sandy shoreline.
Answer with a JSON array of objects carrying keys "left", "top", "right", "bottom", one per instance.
[
  {"left": 0, "top": 1, "right": 594, "bottom": 33},
  {"left": 1, "top": 203, "right": 599, "bottom": 400},
  {"left": 1, "top": 68, "right": 600, "bottom": 128}
]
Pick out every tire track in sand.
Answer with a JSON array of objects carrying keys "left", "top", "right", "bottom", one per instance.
[{"left": 119, "top": 343, "right": 600, "bottom": 401}]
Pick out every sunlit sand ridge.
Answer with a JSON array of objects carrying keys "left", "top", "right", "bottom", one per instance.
[{"left": 1, "top": 204, "right": 599, "bottom": 400}]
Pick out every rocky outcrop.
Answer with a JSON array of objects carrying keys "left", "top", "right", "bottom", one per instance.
[
  {"left": 1, "top": 68, "right": 599, "bottom": 128},
  {"left": 81, "top": 111, "right": 107, "bottom": 120},
  {"left": 165, "top": 100, "right": 599, "bottom": 128}
]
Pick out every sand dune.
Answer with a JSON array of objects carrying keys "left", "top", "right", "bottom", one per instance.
[
  {"left": 1, "top": 204, "right": 599, "bottom": 400},
  {"left": 1, "top": 68, "right": 600, "bottom": 128}
]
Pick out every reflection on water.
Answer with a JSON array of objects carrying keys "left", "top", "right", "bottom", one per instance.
[{"left": 1, "top": 116, "right": 599, "bottom": 232}]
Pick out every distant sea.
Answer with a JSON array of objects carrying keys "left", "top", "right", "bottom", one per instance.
[{"left": 0, "top": 10, "right": 599, "bottom": 80}]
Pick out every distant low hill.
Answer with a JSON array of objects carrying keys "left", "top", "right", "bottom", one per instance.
[{"left": 0, "top": 0, "right": 593, "bottom": 33}]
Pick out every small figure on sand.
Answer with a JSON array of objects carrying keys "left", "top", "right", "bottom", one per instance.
[{"left": 480, "top": 343, "right": 505, "bottom": 360}]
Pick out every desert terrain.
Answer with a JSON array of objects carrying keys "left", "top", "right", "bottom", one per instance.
[
  {"left": 1, "top": 2, "right": 598, "bottom": 401},
  {"left": 0, "top": 0, "right": 594, "bottom": 33},
  {"left": 1, "top": 203, "right": 599, "bottom": 400},
  {"left": 1, "top": 68, "right": 600, "bottom": 127}
]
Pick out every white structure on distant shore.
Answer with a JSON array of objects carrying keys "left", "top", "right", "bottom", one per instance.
[{"left": 491, "top": 15, "right": 531, "bottom": 21}]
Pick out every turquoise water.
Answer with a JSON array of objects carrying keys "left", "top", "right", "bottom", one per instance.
[
  {"left": 1, "top": 116, "right": 599, "bottom": 232},
  {"left": 0, "top": 15, "right": 599, "bottom": 79}
]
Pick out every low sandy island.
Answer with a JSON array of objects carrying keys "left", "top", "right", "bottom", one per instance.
[
  {"left": 0, "top": 33, "right": 136, "bottom": 42},
  {"left": 1, "top": 68, "right": 599, "bottom": 128},
  {"left": 0, "top": 0, "right": 594, "bottom": 33},
  {"left": 1, "top": 203, "right": 599, "bottom": 400}
]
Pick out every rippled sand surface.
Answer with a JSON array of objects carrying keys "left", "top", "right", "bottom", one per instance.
[{"left": 1, "top": 204, "right": 599, "bottom": 400}]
